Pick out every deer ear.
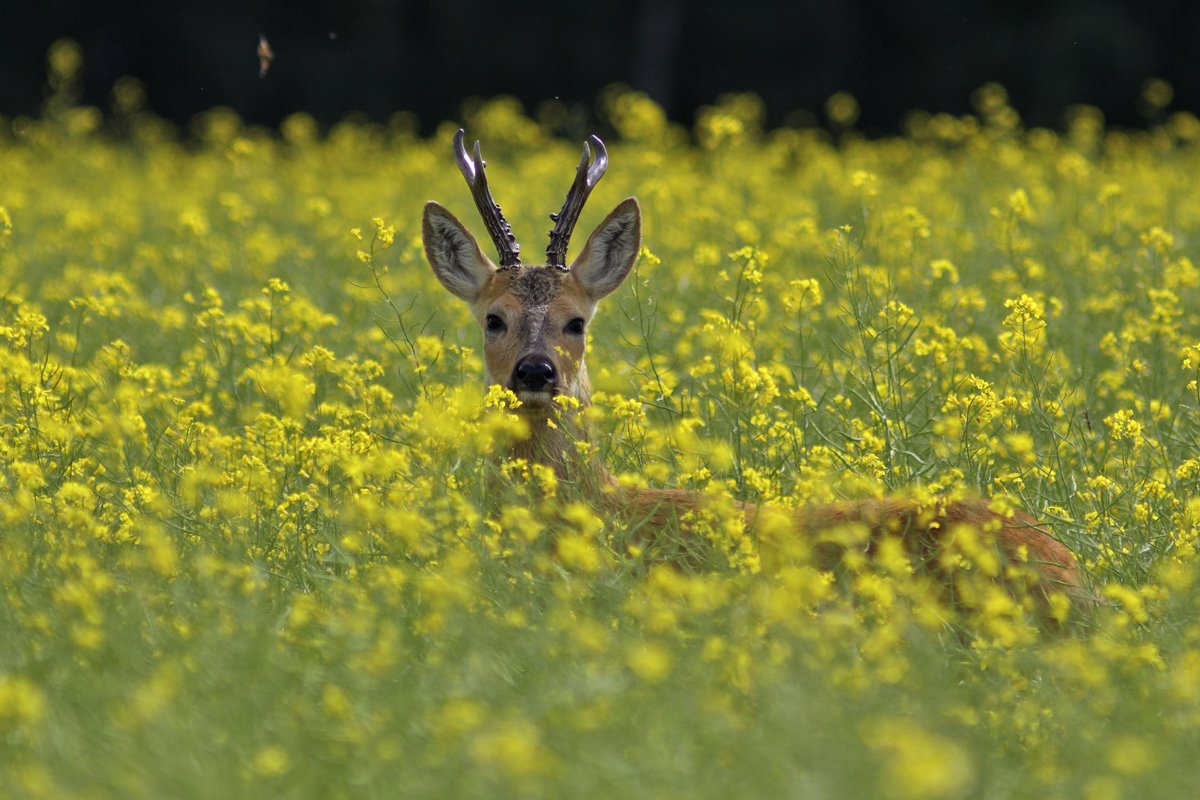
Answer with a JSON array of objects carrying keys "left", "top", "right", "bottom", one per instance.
[
  {"left": 422, "top": 201, "right": 497, "bottom": 302},
  {"left": 570, "top": 197, "right": 641, "bottom": 301}
]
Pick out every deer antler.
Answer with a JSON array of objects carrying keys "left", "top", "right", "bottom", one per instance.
[
  {"left": 453, "top": 129, "right": 521, "bottom": 269},
  {"left": 546, "top": 135, "right": 608, "bottom": 270}
]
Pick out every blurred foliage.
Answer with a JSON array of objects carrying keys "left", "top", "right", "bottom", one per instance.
[
  {"left": 2, "top": 1, "right": 1196, "bottom": 135},
  {"left": 2, "top": 55, "right": 1200, "bottom": 798}
]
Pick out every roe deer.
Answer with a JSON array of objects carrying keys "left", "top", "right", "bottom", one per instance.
[{"left": 422, "top": 130, "right": 1094, "bottom": 625}]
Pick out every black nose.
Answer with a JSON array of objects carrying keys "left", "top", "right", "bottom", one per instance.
[{"left": 513, "top": 357, "right": 557, "bottom": 391}]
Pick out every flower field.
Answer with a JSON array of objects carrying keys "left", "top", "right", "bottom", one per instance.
[{"left": 3, "top": 54, "right": 1200, "bottom": 798}]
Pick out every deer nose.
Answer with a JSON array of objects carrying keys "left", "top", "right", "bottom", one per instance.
[{"left": 512, "top": 357, "right": 557, "bottom": 391}]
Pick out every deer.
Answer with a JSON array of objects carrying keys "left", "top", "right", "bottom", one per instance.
[{"left": 421, "top": 130, "right": 1095, "bottom": 626}]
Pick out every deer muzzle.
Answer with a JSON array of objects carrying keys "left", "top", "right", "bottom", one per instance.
[{"left": 511, "top": 355, "right": 558, "bottom": 400}]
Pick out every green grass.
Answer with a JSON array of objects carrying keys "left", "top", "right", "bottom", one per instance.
[{"left": 2, "top": 69, "right": 1200, "bottom": 797}]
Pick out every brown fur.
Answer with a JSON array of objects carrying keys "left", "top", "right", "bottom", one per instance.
[{"left": 601, "top": 479, "right": 1093, "bottom": 625}]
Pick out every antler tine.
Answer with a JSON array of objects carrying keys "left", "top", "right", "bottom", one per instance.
[
  {"left": 453, "top": 128, "right": 521, "bottom": 268},
  {"left": 546, "top": 135, "right": 608, "bottom": 270}
]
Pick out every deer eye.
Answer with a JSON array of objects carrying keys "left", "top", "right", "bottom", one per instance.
[
  {"left": 564, "top": 317, "right": 585, "bottom": 335},
  {"left": 485, "top": 314, "right": 505, "bottom": 333}
]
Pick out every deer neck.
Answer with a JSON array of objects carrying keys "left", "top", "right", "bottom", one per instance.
[{"left": 508, "top": 410, "right": 579, "bottom": 478}]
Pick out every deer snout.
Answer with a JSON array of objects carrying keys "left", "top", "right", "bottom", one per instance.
[{"left": 512, "top": 356, "right": 557, "bottom": 393}]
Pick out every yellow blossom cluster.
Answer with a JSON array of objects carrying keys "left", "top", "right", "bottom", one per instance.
[{"left": 1, "top": 46, "right": 1200, "bottom": 799}]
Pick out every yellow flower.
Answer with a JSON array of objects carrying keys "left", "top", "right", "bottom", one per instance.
[
  {"left": 1007, "top": 188, "right": 1034, "bottom": 222},
  {"left": 252, "top": 745, "right": 291, "bottom": 776},
  {"left": 0, "top": 675, "right": 46, "bottom": 727},
  {"left": 783, "top": 278, "right": 823, "bottom": 312},
  {"left": 1106, "top": 734, "right": 1160, "bottom": 777},
  {"left": 372, "top": 216, "right": 396, "bottom": 247},
  {"left": 826, "top": 91, "right": 860, "bottom": 126},
  {"left": 865, "top": 718, "right": 974, "bottom": 799},
  {"left": 471, "top": 718, "right": 553, "bottom": 778},
  {"left": 626, "top": 641, "right": 672, "bottom": 683},
  {"left": 1104, "top": 409, "right": 1143, "bottom": 445},
  {"left": 930, "top": 258, "right": 959, "bottom": 282}
]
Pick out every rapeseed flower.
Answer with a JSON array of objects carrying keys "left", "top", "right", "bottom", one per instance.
[{"left": 2, "top": 67, "right": 1200, "bottom": 800}]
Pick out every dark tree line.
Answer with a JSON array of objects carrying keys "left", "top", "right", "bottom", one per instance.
[{"left": 2, "top": 0, "right": 1195, "bottom": 134}]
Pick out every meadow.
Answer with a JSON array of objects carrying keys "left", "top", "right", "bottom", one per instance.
[{"left": 2, "top": 49, "right": 1200, "bottom": 798}]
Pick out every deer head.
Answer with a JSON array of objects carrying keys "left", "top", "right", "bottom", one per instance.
[{"left": 423, "top": 130, "right": 641, "bottom": 414}]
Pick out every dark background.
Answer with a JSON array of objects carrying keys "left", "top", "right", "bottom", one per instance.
[{"left": 1, "top": 0, "right": 1196, "bottom": 135}]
